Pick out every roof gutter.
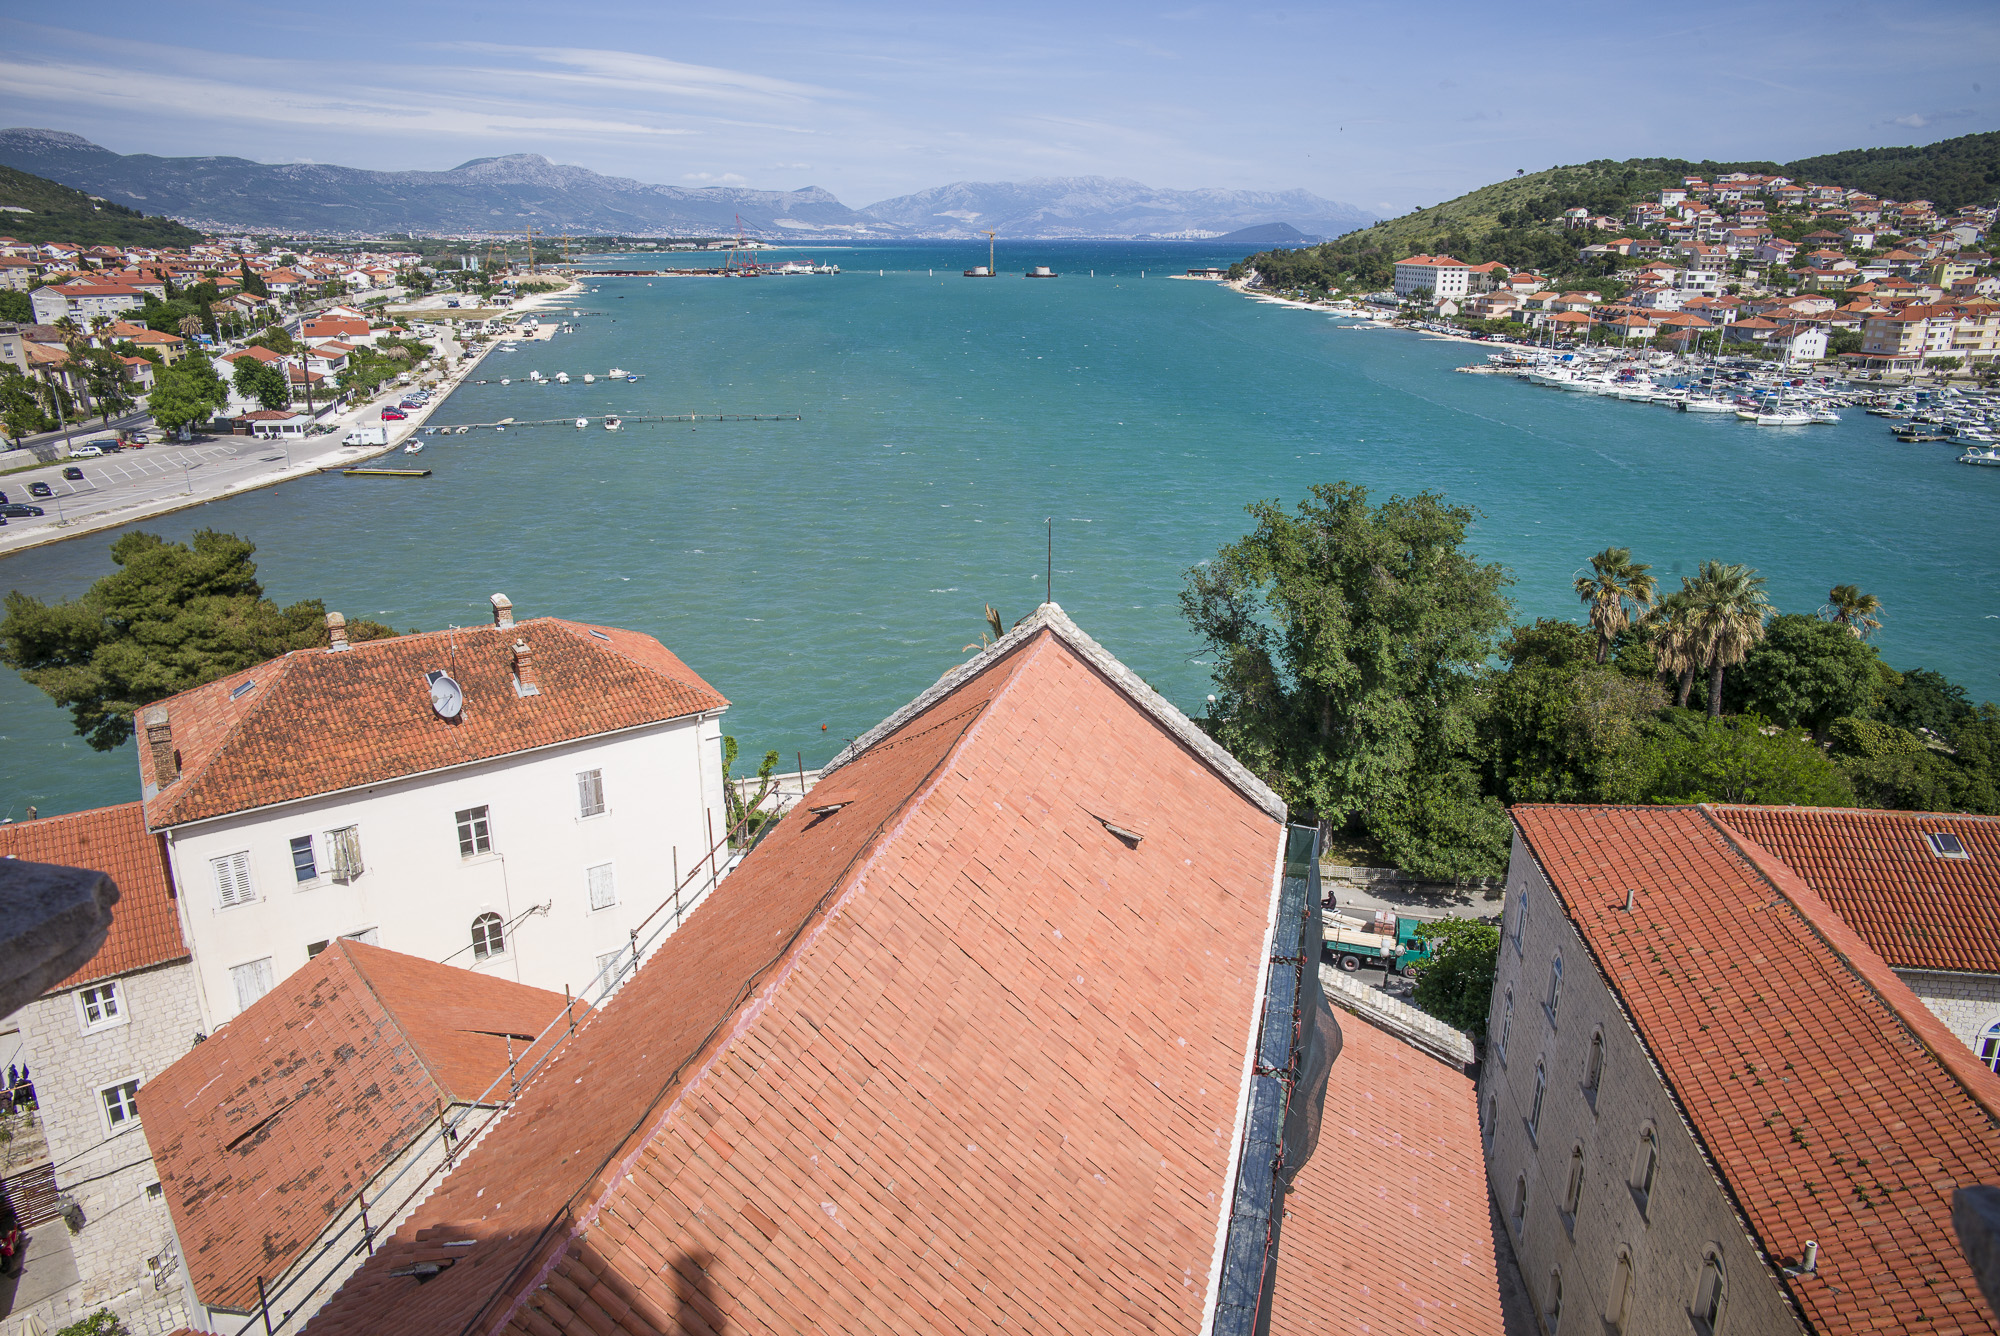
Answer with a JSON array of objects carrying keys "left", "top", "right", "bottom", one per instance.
[{"left": 1201, "top": 823, "right": 1330, "bottom": 1336}]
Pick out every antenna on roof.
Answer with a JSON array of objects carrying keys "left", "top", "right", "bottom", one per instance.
[{"left": 1046, "top": 518, "right": 1053, "bottom": 604}]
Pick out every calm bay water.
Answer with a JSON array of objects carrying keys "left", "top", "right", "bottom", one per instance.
[{"left": 4, "top": 241, "right": 1997, "bottom": 819}]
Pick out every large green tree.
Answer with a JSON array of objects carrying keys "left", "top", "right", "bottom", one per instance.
[
  {"left": 1410, "top": 918, "right": 1500, "bottom": 1036},
  {"left": 232, "top": 356, "right": 290, "bottom": 411},
  {"left": 1483, "top": 619, "right": 1667, "bottom": 806},
  {"left": 146, "top": 351, "right": 229, "bottom": 435},
  {"left": 1725, "top": 613, "right": 1880, "bottom": 737},
  {"left": 1181, "top": 482, "right": 1513, "bottom": 880},
  {"left": 0, "top": 530, "right": 399, "bottom": 751},
  {"left": 1636, "top": 712, "right": 1853, "bottom": 807}
]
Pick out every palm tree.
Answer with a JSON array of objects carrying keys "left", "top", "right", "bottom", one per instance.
[
  {"left": 1824, "top": 584, "right": 1883, "bottom": 639},
  {"left": 1684, "top": 561, "right": 1773, "bottom": 717},
  {"left": 1574, "top": 547, "right": 1658, "bottom": 664},
  {"left": 1644, "top": 591, "right": 1701, "bottom": 708}
]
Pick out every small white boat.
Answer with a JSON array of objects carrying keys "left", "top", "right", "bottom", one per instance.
[
  {"left": 583, "top": 373, "right": 595, "bottom": 383},
  {"left": 404, "top": 440, "right": 424, "bottom": 455},
  {"left": 555, "top": 372, "right": 570, "bottom": 384},
  {"left": 575, "top": 417, "right": 589, "bottom": 429},
  {"left": 604, "top": 415, "right": 622, "bottom": 431},
  {"left": 1749, "top": 411, "right": 1812, "bottom": 426},
  {"left": 1681, "top": 397, "right": 1735, "bottom": 413},
  {"left": 1810, "top": 410, "right": 1841, "bottom": 424},
  {"left": 1960, "top": 446, "right": 2000, "bottom": 466},
  {"left": 607, "top": 367, "right": 628, "bottom": 378},
  {"left": 499, "top": 378, "right": 510, "bottom": 385}
]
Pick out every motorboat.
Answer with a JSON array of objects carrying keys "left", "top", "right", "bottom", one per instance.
[
  {"left": 403, "top": 440, "right": 424, "bottom": 455},
  {"left": 626, "top": 375, "right": 640, "bottom": 382},
  {"left": 1681, "top": 397, "right": 1736, "bottom": 413},
  {"left": 607, "top": 368, "right": 628, "bottom": 378},
  {"left": 604, "top": 415, "right": 622, "bottom": 431},
  {"left": 1742, "top": 410, "right": 1812, "bottom": 426},
  {"left": 583, "top": 373, "right": 596, "bottom": 383},
  {"left": 1810, "top": 410, "right": 1841, "bottom": 424},
  {"left": 499, "top": 378, "right": 510, "bottom": 385},
  {"left": 556, "top": 372, "right": 570, "bottom": 384},
  {"left": 575, "top": 417, "right": 589, "bottom": 429},
  {"left": 1960, "top": 446, "right": 2000, "bottom": 466}
]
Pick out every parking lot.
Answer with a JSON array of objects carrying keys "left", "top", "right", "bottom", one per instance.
[{"left": 0, "top": 439, "right": 306, "bottom": 537}]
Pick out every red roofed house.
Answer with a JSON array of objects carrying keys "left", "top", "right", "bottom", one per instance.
[
  {"left": 143, "top": 941, "right": 583, "bottom": 1335},
  {"left": 1488, "top": 804, "right": 2000, "bottom": 1335},
  {"left": 0, "top": 804, "right": 204, "bottom": 1333},
  {"left": 138, "top": 594, "right": 731, "bottom": 1031},
  {"left": 1394, "top": 254, "right": 1473, "bottom": 300},
  {"left": 28, "top": 281, "right": 146, "bottom": 325},
  {"left": 287, "top": 603, "right": 1503, "bottom": 1336}
]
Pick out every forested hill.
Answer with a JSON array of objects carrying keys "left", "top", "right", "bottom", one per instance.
[
  {"left": 1237, "top": 130, "right": 2000, "bottom": 294},
  {"left": 0, "top": 163, "right": 205, "bottom": 247},
  {"left": 1788, "top": 131, "right": 2000, "bottom": 213}
]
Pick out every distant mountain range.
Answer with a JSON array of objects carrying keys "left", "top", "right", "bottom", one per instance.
[
  {"left": 0, "top": 129, "right": 1374, "bottom": 241},
  {"left": 856, "top": 179, "right": 1369, "bottom": 240}
]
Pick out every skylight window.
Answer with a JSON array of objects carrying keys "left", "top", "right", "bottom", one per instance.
[
  {"left": 229, "top": 679, "right": 257, "bottom": 700},
  {"left": 1925, "top": 831, "right": 1969, "bottom": 860}
]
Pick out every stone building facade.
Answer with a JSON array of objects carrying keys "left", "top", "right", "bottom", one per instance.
[
  {"left": 1899, "top": 969, "right": 2000, "bottom": 1060},
  {"left": 1483, "top": 839, "right": 1804, "bottom": 1335}
]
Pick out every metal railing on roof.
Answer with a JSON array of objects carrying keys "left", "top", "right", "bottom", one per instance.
[{"left": 229, "top": 808, "right": 761, "bottom": 1336}]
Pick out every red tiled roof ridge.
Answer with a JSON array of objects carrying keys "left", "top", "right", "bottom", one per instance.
[
  {"left": 824, "top": 601, "right": 1285, "bottom": 819},
  {"left": 468, "top": 636, "right": 1049, "bottom": 1336},
  {"left": 144, "top": 616, "right": 727, "bottom": 828},
  {"left": 1696, "top": 805, "right": 2000, "bottom": 1129}
]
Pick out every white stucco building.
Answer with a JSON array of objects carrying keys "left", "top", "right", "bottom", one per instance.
[
  {"left": 137, "top": 594, "right": 732, "bottom": 1029},
  {"left": 1392, "top": 253, "right": 1472, "bottom": 300}
]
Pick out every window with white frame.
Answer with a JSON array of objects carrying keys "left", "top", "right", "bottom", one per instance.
[
  {"left": 587, "top": 863, "right": 617, "bottom": 912},
  {"left": 1607, "top": 1253, "right": 1634, "bottom": 1333},
  {"left": 1586, "top": 1029, "right": 1606, "bottom": 1095},
  {"left": 1512, "top": 887, "right": 1529, "bottom": 953},
  {"left": 1633, "top": 1130, "right": 1660, "bottom": 1214},
  {"left": 212, "top": 850, "right": 255, "bottom": 908},
  {"left": 231, "top": 957, "right": 274, "bottom": 1012},
  {"left": 289, "top": 835, "right": 318, "bottom": 884},
  {"left": 456, "top": 806, "right": 492, "bottom": 857},
  {"left": 595, "top": 946, "right": 633, "bottom": 988},
  {"left": 100, "top": 1076, "right": 142, "bottom": 1133},
  {"left": 577, "top": 768, "right": 606, "bottom": 818},
  {"left": 325, "top": 826, "right": 364, "bottom": 884},
  {"left": 77, "top": 980, "right": 123, "bottom": 1032},
  {"left": 1546, "top": 1270, "right": 1563, "bottom": 1334},
  {"left": 472, "top": 913, "right": 505, "bottom": 962},
  {"left": 1547, "top": 956, "right": 1564, "bottom": 1022},
  {"left": 1692, "top": 1253, "right": 1724, "bottom": 1334},
  {"left": 1982, "top": 1021, "right": 2000, "bottom": 1074},
  {"left": 1498, "top": 989, "right": 1514, "bottom": 1065},
  {"left": 1563, "top": 1145, "right": 1585, "bottom": 1221},
  {"left": 1529, "top": 1062, "right": 1547, "bottom": 1140},
  {"left": 1510, "top": 1175, "right": 1528, "bottom": 1233}
]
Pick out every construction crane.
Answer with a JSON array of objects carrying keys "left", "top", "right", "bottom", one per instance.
[
  {"left": 523, "top": 226, "right": 542, "bottom": 274},
  {"left": 984, "top": 230, "right": 997, "bottom": 276}
]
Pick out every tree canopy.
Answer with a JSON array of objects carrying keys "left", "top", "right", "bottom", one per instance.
[
  {"left": 0, "top": 530, "right": 399, "bottom": 751},
  {"left": 146, "top": 351, "right": 230, "bottom": 433}
]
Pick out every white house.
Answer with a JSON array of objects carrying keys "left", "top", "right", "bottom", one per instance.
[
  {"left": 1392, "top": 254, "right": 1472, "bottom": 300},
  {"left": 29, "top": 281, "right": 146, "bottom": 325},
  {"left": 137, "top": 595, "right": 732, "bottom": 1030}
]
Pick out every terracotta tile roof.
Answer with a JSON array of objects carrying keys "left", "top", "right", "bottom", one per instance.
[
  {"left": 1712, "top": 808, "right": 2000, "bottom": 975},
  {"left": 1511, "top": 804, "right": 2000, "bottom": 1336},
  {"left": 0, "top": 802, "right": 186, "bottom": 991},
  {"left": 141, "top": 616, "right": 727, "bottom": 829},
  {"left": 300, "top": 607, "right": 1290, "bottom": 1336},
  {"left": 142, "top": 941, "right": 583, "bottom": 1312},
  {"left": 1269, "top": 1015, "right": 1504, "bottom": 1335}
]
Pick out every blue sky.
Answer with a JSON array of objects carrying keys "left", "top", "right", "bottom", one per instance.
[{"left": 3, "top": 1, "right": 1997, "bottom": 214}]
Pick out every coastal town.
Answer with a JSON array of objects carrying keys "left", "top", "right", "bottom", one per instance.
[{"left": 3, "top": 108, "right": 2000, "bottom": 1336}]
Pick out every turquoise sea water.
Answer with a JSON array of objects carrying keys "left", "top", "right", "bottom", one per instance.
[{"left": 4, "top": 241, "right": 1997, "bottom": 819}]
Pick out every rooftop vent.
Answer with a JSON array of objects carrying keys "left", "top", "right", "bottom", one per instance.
[{"left": 1925, "top": 831, "right": 1969, "bottom": 860}]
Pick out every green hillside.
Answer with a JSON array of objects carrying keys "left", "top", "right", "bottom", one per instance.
[
  {"left": 0, "top": 163, "right": 205, "bottom": 247},
  {"left": 1239, "top": 132, "right": 2000, "bottom": 295},
  {"left": 1787, "top": 131, "right": 2000, "bottom": 212}
]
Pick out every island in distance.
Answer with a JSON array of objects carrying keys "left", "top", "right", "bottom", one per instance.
[{"left": 0, "top": 127, "right": 1375, "bottom": 242}]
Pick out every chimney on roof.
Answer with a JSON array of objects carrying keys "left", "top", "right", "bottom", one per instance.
[
  {"left": 144, "top": 705, "right": 179, "bottom": 786},
  {"left": 512, "top": 638, "right": 540, "bottom": 697},
  {"left": 326, "top": 610, "right": 349, "bottom": 651},
  {"left": 491, "top": 593, "right": 514, "bottom": 629}
]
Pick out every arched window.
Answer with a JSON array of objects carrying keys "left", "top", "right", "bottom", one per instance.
[
  {"left": 1980, "top": 1021, "right": 2000, "bottom": 1074},
  {"left": 1499, "top": 989, "right": 1514, "bottom": 1064},
  {"left": 1485, "top": 1094, "right": 1497, "bottom": 1142},
  {"left": 1633, "top": 1130, "right": 1659, "bottom": 1214},
  {"left": 1692, "top": 1252, "right": 1724, "bottom": 1334},
  {"left": 1547, "top": 956, "right": 1564, "bottom": 1021},
  {"left": 1564, "top": 1145, "right": 1585, "bottom": 1218},
  {"left": 1511, "top": 1175, "right": 1528, "bottom": 1232},
  {"left": 471, "top": 912, "right": 505, "bottom": 962},
  {"left": 1512, "top": 888, "right": 1530, "bottom": 952},
  {"left": 1585, "top": 1030, "right": 1605, "bottom": 1095},
  {"left": 1546, "top": 1270, "right": 1563, "bottom": 1333},
  {"left": 1529, "top": 1062, "right": 1547, "bottom": 1140},
  {"left": 1607, "top": 1252, "right": 1634, "bottom": 1333}
]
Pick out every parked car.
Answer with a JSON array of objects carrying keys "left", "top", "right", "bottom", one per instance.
[
  {"left": 62, "top": 466, "right": 84, "bottom": 480},
  {"left": 68, "top": 445, "right": 103, "bottom": 458},
  {"left": 123, "top": 430, "right": 150, "bottom": 446},
  {"left": 399, "top": 400, "right": 425, "bottom": 411},
  {"left": 380, "top": 408, "right": 407, "bottom": 421},
  {"left": 26, "top": 482, "right": 52, "bottom": 498},
  {"left": 0, "top": 504, "right": 45, "bottom": 518}
]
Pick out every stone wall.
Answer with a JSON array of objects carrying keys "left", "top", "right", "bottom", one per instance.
[
  {"left": 1481, "top": 840, "right": 1806, "bottom": 1335},
  {"left": 14, "top": 958, "right": 202, "bottom": 1333},
  {"left": 1897, "top": 969, "right": 2000, "bottom": 1060}
]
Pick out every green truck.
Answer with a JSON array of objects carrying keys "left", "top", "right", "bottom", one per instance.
[{"left": 1323, "top": 916, "right": 1434, "bottom": 976}]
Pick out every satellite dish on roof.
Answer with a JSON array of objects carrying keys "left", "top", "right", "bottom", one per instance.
[{"left": 426, "top": 669, "right": 464, "bottom": 720}]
